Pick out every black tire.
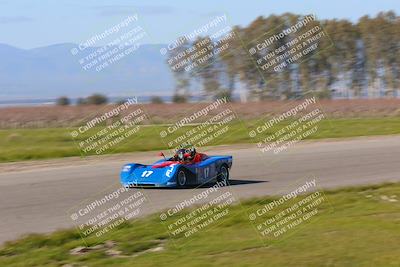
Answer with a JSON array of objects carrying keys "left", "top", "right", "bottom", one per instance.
[
  {"left": 176, "top": 168, "right": 188, "bottom": 188},
  {"left": 216, "top": 165, "right": 229, "bottom": 185}
]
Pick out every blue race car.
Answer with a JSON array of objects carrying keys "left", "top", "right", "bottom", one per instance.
[{"left": 120, "top": 147, "right": 233, "bottom": 188}]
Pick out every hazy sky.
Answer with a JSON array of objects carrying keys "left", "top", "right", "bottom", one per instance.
[{"left": 0, "top": 0, "right": 399, "bottom": 49}]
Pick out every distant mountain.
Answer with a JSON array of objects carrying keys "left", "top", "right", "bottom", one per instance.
[{"left": 0, "top": 43, "right": 174, "bottom": 100}]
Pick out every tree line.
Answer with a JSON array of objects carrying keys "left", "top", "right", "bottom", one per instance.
[
  {"left": 167, "top": 11, "right": 400, "bottom": 101},
  {"left": 56, "top": 94, "right": 165, "bottom": 105}
]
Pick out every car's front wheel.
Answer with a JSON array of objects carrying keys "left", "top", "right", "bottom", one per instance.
[
  {"left": 177, "top": 169, "right": 187, "bottom": 187},
  {"left": 217, "top": 165, "right": 229, "bottom": 185}
]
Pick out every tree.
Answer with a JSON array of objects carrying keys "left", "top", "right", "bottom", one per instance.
[
  {"left": 164, "top": 12, "right": 400, "bottom": 100},
  {"left": 86, "top": 94, "right": 108, "bottom": 105},
  {"left": 166, "top": 38, "right": 192, "bottom": 103},
  {"left": 172, "top": 94, "right": 187, "bottom": 103},
  {"left": 191, "top": 36, "right": 222, "bottom": 100},
  {"left": 150, "top": 96, "right": 164, "bottom": 104},
  {"left": 56, "top": 96, "right": 70, "bottom": 106}
]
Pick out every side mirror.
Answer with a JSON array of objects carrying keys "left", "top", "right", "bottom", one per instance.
[{"left": 158, "top": 152, "right": 166, "bottom": 159}]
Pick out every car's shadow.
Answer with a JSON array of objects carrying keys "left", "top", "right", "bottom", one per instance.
[
  {"left": 197, "top": 179, "right": 267, "bottom": 188},
  {"left": 137, "top": 179, "right": 268, "bottom": 190}
]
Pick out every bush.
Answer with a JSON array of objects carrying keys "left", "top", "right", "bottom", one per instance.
[
  {"left": 86, "top": 94, "right": 108, "bottom": 105},
  {"left": 172, "top": 94, "right": 187, "bottom": 103},
  {"left": 214, "top": 90, "right": 232, "bottom": 102},
  {"left": 76, "top": 98, "right": 87, "bottom": 105},
  {"left": 150, "top": 96, "right": 164, "bottom": 104},
  {"left": 56, "top": 96, "right": 70, "bottom": 106}
]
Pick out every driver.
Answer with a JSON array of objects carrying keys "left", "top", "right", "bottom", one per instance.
[
  {"left": 186, "top": 147, "right": 196, "bottom": 161},
  {"left": 191, "top": 147, "right": 207, "bottom": 163},
  {"left": 172, "top": 148, "right": 190, "bottom": 162},
  {"left": 172, "top": 146, "right": 207, "bottom": 163}
]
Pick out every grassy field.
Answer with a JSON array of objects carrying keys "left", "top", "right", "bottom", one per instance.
[
  {"left": 0, "top": 183, "right": 399, "bottom": 267},
  {"left": 0, "top": 117, "right": 400, "bottom": 163},
  {"left": 2, "top": 99, "right": 400, "bottom": 129}
]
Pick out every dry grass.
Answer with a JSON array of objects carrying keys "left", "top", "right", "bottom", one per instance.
[{"left": 1, "top": 99, "right": 400, "bottom": 128}]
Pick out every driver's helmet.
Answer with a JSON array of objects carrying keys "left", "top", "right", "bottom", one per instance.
[
  {"left": 175, "top": 148, "right": 188, "bottom": 161},
  {"left": 188, "top": 147, "right": 196, "bottom": 160},
  {"left": 174, "top": 145, "right": 196, "bottom": 162}
]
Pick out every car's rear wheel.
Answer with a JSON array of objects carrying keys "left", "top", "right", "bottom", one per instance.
[
  {"left": 177, "top": 169, "right": 187, "bottom": 187},
  {"left": 217, "top": 165, "right": 229, "bottom": 185}
]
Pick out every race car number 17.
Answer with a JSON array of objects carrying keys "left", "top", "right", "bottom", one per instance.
[{"left": 141, "top": 170, "right": 153, "bottom": 177}]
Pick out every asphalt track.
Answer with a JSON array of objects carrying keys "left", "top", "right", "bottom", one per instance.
[{"left": 0, "top": 135, "right": 399, "bottom": 244}]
